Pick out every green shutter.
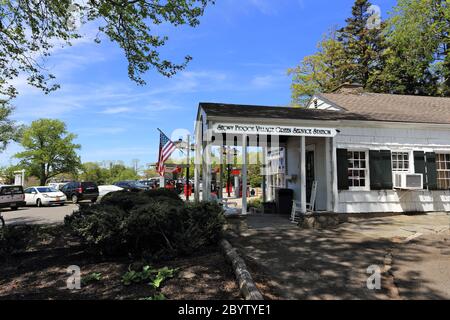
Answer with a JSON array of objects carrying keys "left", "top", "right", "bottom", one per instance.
[
  {"left": 380, "top": 150, "right": 393, "bottom": 189},
  {"left": 414, "top": 151, "right": 427, "bottom": 189},
  {"left": 337, "top": 149, "right": 349, "bottom": 190},
  {"left": 426, "top": 152, "right": 438, "bottom": 190},
  {"left": 370, "top": 150, "right": 393, "bottom": 190}
]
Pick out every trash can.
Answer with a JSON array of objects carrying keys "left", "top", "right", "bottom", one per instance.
[{"left": 276, "top": 189, "right": 294, "bottom": 215}]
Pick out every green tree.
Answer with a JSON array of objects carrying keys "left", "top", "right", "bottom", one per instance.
[
  {"left": 0, "top": 0, "right": 213, "bottom": 102},
  {"left": 15, "top": 119, "right": 81, "bottom": 185},
  {"left": 109, "top": 164, "right": 139, "bottom": 183},
  {"left": 383, "top": 0, "right": 450, "bottom": 95},
  {"left": 288, "top": 31, "right": 350, "bottom": 105},
  {"left": 0, "top": 164, "right": 20, "bottom": 184},
  {"left": 337, "top": 0, "right": 387, "bottom": 89},
  {"left": 80, "top": 162, "right": 109, "bottom": 184},
  {"left": 0, "top": 104, "right": 23, "bottom": 152},
  {"left": 289, "top": 0, "right": 389, "bottom": 104}
]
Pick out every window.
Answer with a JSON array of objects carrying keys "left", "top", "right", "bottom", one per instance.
[
  {"left": 348, "top": 151, "right": 368, "bottom": 189},
  {"left": 392, "top": 152, "right": 410, "bottom": 172},
  {"left": 437, "top": 154, "right": 450, "bottom": 190}
]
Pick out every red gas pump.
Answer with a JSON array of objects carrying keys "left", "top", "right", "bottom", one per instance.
[{"left": 184, "top": 183, "right": 192, "bottom": 197}]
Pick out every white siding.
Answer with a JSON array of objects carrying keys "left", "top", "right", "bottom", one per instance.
[
  {"left": 306, "top": 98, "right": 342, "bottom": 111},
  {"left": 335, "top": 125, "right": 450, "bottom": 213}
]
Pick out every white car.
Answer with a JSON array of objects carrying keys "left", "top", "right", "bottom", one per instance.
[
  {"left": 98, "top": 185, "right": 123, "bottom": 198},
  {"left": 24, "top": 186, "right": 67, "bottom": 207}
]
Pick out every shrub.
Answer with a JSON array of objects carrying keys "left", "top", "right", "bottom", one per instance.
[
  {"left": 0, "top": 225, "right": 32, "bottom": 259},
  {"left": 64, "top": 204, "right": 129, "bottom": 255},
  {"left": 100, "top": 189, "right": 183, "bottom": 211},
  {"left": 172, "top": 202, "right": 225, "bottom": 254},
  {"left": 65, "top": 195, "right": 225, "bottom": 257},
  {"left": 248, "top": 197, "right": 263, "bottom": 210}
]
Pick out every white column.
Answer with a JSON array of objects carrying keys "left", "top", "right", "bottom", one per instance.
[
  {"left": 204, "top": 143, "right": 212, "bottom": 201},
  {"left": 300, "top": 136, "right": 307, "bottom": 214},
  {"left": 194, "top": 133, "right": 201, "bottom": 202},
  {"left": 202, "top": 142, "right": 207, "bottom": 201},
  {"left": 331, "top": 137, "right": 339, "bottom": 213},
  {"left": 241, "top": 134, "right": 248, "bottom": 215},
  {"left": 261, "top": 146, "right": 267, "bottom": 203},
  {"left": 325, "top": 137, "right": 333, "bottom": 211}
]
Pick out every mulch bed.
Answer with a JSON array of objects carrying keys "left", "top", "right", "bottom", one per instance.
[{"left": 0, "top": 226, "right": 240, "bottom": 300}]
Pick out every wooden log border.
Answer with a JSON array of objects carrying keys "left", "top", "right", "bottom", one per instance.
[{"left": 220, "top": 239, "right": 264, "bottom": 300}]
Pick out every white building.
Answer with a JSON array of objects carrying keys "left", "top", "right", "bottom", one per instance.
[{"left": 194, "top": 84, "right": 450, "bottom": 215}]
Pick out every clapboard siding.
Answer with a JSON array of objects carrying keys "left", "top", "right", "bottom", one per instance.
[
  {"left": 335, "top": 127, "right": 450, "bottom": 150},
  {"left": 335, "top": 125, "right": 450, "bottom": 213},
  {"left": 338, "top": 190, "right": 450, "bottom": 213}
]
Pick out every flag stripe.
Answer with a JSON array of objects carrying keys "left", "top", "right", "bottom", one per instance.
[{"left": 157, "top": 130, "right": 176, "bottom": 176}]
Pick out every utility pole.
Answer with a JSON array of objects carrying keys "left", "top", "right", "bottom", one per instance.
[{"left": 186, "top": 134, "right": 191, "bottom": 202}]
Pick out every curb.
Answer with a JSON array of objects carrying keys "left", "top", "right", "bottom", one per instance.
[{"left": 220, "top": 239, "right": 264, "bottom": 300}]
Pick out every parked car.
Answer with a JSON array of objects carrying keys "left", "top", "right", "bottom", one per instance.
[
  {"left": 24, "top": 186, "right": 67, "bottom": 207},
  {"left": 61, "top": 181, "right": 99, "bottom": 204},
  {"left": 47, "top": 182, "right": 68, "bottom": 191},
  {"left": 139, "top": 179, "right": 160, "bottom": 189},
  {"left": 0, "top": 185, "right": 26, "bottom": 211},
  {"left": 98, "top": 185, "right": 123, "bottom": 198},
  {"left": 114, "top": 180, "right": 149, "bottom": 191}
]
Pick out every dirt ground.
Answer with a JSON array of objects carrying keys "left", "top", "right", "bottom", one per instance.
[{"left": 0, "top": 226, "right": 241, "bottom": 300}]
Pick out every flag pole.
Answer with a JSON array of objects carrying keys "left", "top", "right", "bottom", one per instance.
[{"left": 157, "top": 128, "right": 165, "bottom": 188}]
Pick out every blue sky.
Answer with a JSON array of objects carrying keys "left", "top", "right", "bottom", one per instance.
[{"left": 1, "top": 0, "right": 397, "bottom": 169}]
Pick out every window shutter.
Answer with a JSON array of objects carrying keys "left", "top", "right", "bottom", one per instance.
[
  {"left": 336, "top": 149, "right": 349, "bottom": 190},
  {"left": 425, "top": 152, "right": 438, "bottom": 190},
  {"left": 380, "top": 150, "right": 393, "bottom": 189},
  {"left": 414, "top": 151, "right": 427, "bottom": 189},
  {"left": 370, "top": 150, "right": 393, "bottom": 190}
]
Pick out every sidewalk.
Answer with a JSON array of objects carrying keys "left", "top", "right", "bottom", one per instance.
[{"left": 227, "top": 213, "right": 450, "bottom": 300}]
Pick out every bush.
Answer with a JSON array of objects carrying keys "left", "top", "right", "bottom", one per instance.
[
  {"left": 66, "top": 194, "right": 225, "bottom": 257},
  {"left": 248, "top": 197, "right": 263, "bottom": 210},
  {"left": 64, "top": 204, "right": 129, "bottom": 255},
  {"left": 0, "top": 226, "right": 32, "bottom": 259}
]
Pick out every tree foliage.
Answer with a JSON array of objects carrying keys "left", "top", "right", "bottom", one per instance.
[
  {"left": 0, "top": 164, "right": 19, "bottom": 184},
  {"left": 15, "top": 119, "right": 81, "bottom": 185},
  {"left": 0, "top": 0, "right": 214, "bottom": 102},
  {"left": 383, "top": 0, "right": 450, "bottom": 95},
  {"left": 289, "top": 0, "right": 450, "bottom": 105},
  {"left": 0, "top": 104, "right": 23, "bottom": 152},
  {"left": 79, "top": 162, "right": 139, "bottom": 184},
  {"left": 288, "top": 31, "right": 350, "bottom": 105}
]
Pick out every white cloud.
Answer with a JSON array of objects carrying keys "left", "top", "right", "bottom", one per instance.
[
  {"left": 251, "top": 72, "right": 287, "bottom": 89},
  {"left": 100, "top": 107, "right": 134, "bottom": 114}
]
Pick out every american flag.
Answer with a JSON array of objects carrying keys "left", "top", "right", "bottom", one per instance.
[{"left": 157, "top": 129, "right": 176, "bottom": 176}]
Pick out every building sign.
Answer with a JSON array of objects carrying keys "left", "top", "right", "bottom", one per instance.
[{"left": 212, "top": 123, "right": 337, "bottom": 137}]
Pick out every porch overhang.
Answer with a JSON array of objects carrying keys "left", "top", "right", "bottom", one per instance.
[{"left": 194, "top": 102, "right": 341, "bottom": 215}]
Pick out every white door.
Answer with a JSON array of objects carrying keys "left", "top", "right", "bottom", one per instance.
[{"left": 24, "top": 188, "right": 37, "bottom": 205}]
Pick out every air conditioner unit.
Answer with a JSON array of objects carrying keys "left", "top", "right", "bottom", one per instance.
[{"left": 393, "top": 173, "right": 423, "bottom": 190}]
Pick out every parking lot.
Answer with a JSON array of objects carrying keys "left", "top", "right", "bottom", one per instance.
[{"left": 1, "top": 203, "right": 78, "bottom": 225}]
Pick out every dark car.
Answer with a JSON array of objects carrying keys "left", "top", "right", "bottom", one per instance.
[
  {"left": 61, "top": 181, "right": 99, "bottom": 204},
  {"left": 114, "top": 180, "right": 150, "bottom": 191},
  {"left": 139, "top": 179, "right": 160, "bottom": 189}
]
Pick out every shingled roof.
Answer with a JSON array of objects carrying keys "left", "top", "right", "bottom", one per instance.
[
  {"left": 200, "top": 93, "right": 450, "bottom": 125},
  {"left": 199, "top": 102, "right": 371, "bottom": 121},
  {"left": 318, "top": 92, "right": 450, "bottom": 125}
]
